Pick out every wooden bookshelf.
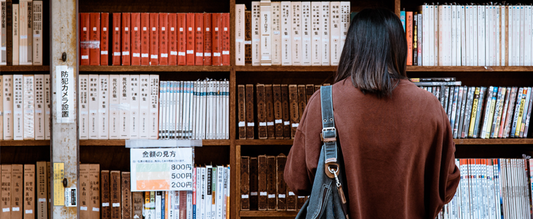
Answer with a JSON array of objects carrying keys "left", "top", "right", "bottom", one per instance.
[
  {"left": 239, "top": 211, "right": 299, "bottom": 218},
  {"left": 235, "top": 139, "right": 533, "bottom": 146},
  {"left": 235, "top": 65, "right": 337, "bottom": 72},
  {"left": 0, "top": 66, "right": 50, "bottom": 72},
  {"left": 0, "top": 139, "right": 231, "bottom": 146},
  {"left": 80, "top": 65, "right": 231, "bottom": 72}
]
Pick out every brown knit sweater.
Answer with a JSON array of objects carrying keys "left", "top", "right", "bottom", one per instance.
[{"left": 284, "top": 78, "right": 460, "bottom": 218}]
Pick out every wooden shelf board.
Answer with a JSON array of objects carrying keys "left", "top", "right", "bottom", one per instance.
[
  {"left": 80, "top": 65, "right": 231, "bottom": 72},
  {"left": 1, "top": 139, "right": 230, "bottom": 146},
  {"left": 0, "top": 140, "right": 50, "bottom": 146},
  {"left": 0, "top": 66, "right": 50, "bottom": 72},
  {"left": 407, "top": 66, "right": 533, "bottom": 72},
  {"left": 235, "top": 65, "right": 337, "bottom": 72},
  {"left": 239, "top": 211, "right": 298, "bottom": 218},
  {"left": 236, "top": 139, "right": 533, "bottom": 146}
]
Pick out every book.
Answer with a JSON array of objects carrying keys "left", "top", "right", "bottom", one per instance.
[
  {"left": 80, "top": 164, "right": 90, "bottom": 219},
  {"left": 100, "top": 170, "right": 111, "bottom": 219},
  {"left": 290, "top": 2, "right": 301, "bottom": 66},
  {"left": 212, "top": 13, "right": 222, "bottom": 66},
  {"left": 203, "top": 13, "right": 212, "bottom": 66},
  {"left": 22, "top": 75, "right": 34, "bottom": 140},
  {"left": 121, "top": 13, "right": 131, "bottom": 65},
  {"left": 168, "top": 13, "right": 177, "bottom": 66},
  {"left": 121, "top": 172, "right": 132, "bottom": 219},
  {"left": 320, "top": 2, "right": 330, "bottom": 66},
  {"left": 186, "top": 13, "right": 195, "bottom": 66},
  {"left": 11, "top": 164, "right": 22, "bottom": 219},
  {"left": 129, "top": 75, "right": 140, "bottom": 139},
  {"left": 273, "top": 84, "right": 283, "bottom": 139},
  {"left": 275, "top": 154, "right": 287, "bottom": 211},
  {"left": 257, "top": 155, "right": 267, "bottom": 211},
  {"left": 34, "top": 74, "right": 44, "bottom": 140},
  {"left": 101, "top": 13, "right": 109, "bottom": 65},
  {"left": 80, "top": 13, "right": 90, "bottom": 65},
  {"left": 89, "top": 164, "right": 100, "bottom": 219},
  {"left": 3, "top": 75, "right": 12, "bottom": 139},
  {"left": 149, "top": 13, "right": 159, "bottom": 65},
  {"left": 311, "top": 2, "right": 321, "bottom": 66},
  {"left": 1, "top": 165, "right": 12, "bottom": 219},
  {"left": 131, "top": 13, "right": 141, "bottom": 66},
  {"left": 195, "top": 13, "right": 204, "bottom": 66},
  {"left": 177, "top": 13, "right": 186, "bottom": 66},
  {"left": 281, "top": 1, "right": 291, "bottom": 66},
  {"left": 241, "top": 156, "right": 250, "bottom": 210},
  {"left": 32, "top": 0, "right": 42, "bottom": 65},
  {"left": 256, "top": 84, "right": 267, "bottom": 139},
  {"left": 245, "top": 84, "right": 255, "bottom": 139},
  {"left": 238, "top": 85, "right": 246, "bottom": 139},
  {"left": 112, "top": 13, "right": 121, "bottom": 66},
  {"left": 251, "top": 2, "right": 260, "bottom": 66},
  {"left": 98, "top": 75, "right": 109, "bottom": 139},
  {"left": 266, "top": 156, "right": 276, "bottom": 210},
  {"left": 12, "top": 3, "right": 18, "bottom": 65},
  {"left": 110, "top": 171, "right": 121, "bottom": 219},
  {"left": 23, "top": 164, "right": 35, "bottom": 219},
  {"left": 90, "top": 13, "right": 101, "bottom": 65},
  {"left": 271, "top": 2, "right": 282, "bottom": 65},
  {"left": 222, "top": 13, "right": 230, "bottom": 66},
  {"left": 159, "top": 13, "right": 169, "bottom": 66},
  {"left": 249, "top": 157, "right": 258, "bottom": 210},
  {"left": 288, "top": 84, "right": 298, "bottom": 138},
  {"left": 265, "top": 84, "right": 275, "bottom": 139},
  {"left": 141, "top": 13, "right": 150, "bottom": 66}
]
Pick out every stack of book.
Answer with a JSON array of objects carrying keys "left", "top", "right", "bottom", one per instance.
[
  {"left": 0, "top": 0, "right": 44, "bottom": 66},
  {"left": 240, "top": 154, "right": 306, "bottom": 211},
  {"left": 1, "top": 75, "right": 51, "bottom": 140},
  {"left": 79, "top": 12, "right": 230, "bottom": 66},
  {"left": 159, "top": 79, "right": 229, "bottom": 140},
  {"left": 78, "top": 74, "right": 160, "bottom": 140},
  {"left": 412, "top": 78, "right": 532, "bottom": 139},
  {"left": 438, "top": 158, "right": 532, "bottom": 219},
  {"left": 235, "top": 1, "right": 351, "bottom": 66},
  {"left": 237, "top": 83, "right": 328, "bottom": 140},
  {"left": 403, "top": 4, "right": 533, "bottom": 66}
]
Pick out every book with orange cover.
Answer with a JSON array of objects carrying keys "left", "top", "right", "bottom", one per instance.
[
  {"left": 221, "top": 13, "right": 230, "bottom": 66},
  {"left": 121, "top": 13, "right": 131, "bottom": 66},
  {"left": 80, "top": 164, "right": 90, "bottom": 219},
  {"left": 140, "top": 13, "right": 150, "bottom": 66},
  {"left": 80, "top": 13, "right": 90, "bottom": 65},
  {"left": 149, "top": 13, "right": 159, "bottom": 65},
  {"left": 212, "top": 13, "right": 222, "bottom": 66},
  {"left": 101, "top": 13, "right": 110, "bottom": 66},
  {"left": 168, "top": 13, "right": 178, "bottom": 66},
  {"left": 36, "top": 162, "right": 47, "bottom": 219},
  {"left": 177, "top": 13, "right": 187, "bottom": 66},
  {"left": 186, "top": 13, "right": 195, "bottom": 65},
  {"left": 11, "top": 165, "right": 23, "bottom": 219},
  {"left": 23, "top": 164, "right": 35, "bottom": 219},
  {"left": 89, "top": 13, "right": 101, "bottom": 65},
  {"left": 1, "top": 165, "right": 12, "bottom": 219},
  {"left": 203, "top": 13, "right": 213, "bottom": 66},
  {"left": 89, "top": 164, "right": 100, "bottom": 219},
  {"left": 195, "top": 13, "right": 204, "bottom": 65},
  {"left": 159, "top": 13, "right": 169, "bottom": 66},
  {"left": 131, "top": 13, "right": 141, "bottom": 66},
  {"left": 112, "top": 13, "right": 121, "bottom": 66},
  {"left": 406, "top": 11, "right": 413, "bottom": 66}
]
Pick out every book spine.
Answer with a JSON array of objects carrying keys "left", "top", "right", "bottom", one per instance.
[
  {"left": 329, "top": 2, "right": 341, "bottom": 66},
  {"left": 108, "top": 75, "right": 120, "bottom": 139},
  {"left": 0, "top": 76, "right": 2, "bottom": 139},
  {"left": 265, "top": 84, "right": 275, "bottom": 139},
  {"left": 132, "top": 193, "right": 143, "bottom": 219},
  {"left": 251, "top": 2, "right": 260, "bottom": 66},
  {"left": 511, "top": 87, "right": 524, "bottom": 137},
  {"left": 498, "top": 87, "right": 512, "bottom": 138},
  {"left": 159, "top": 13, "right": 169, "bottom": 66},
  {"left": 407, "top": 11, "right": 413, "bottom": 66},
  {"left": 25, "top": 0, "right": 32, "bottom": 64},
  {"left": 245, "top": 84, "right": 255, "bottom": 139},
  {"left": 22, "top": 75, "right": 34, "bottom": 140},
  {"left": 121, "top": 13, "right": 131, "bottom": 65},
  {"left": 88, "top": 74, "right": 99, "bottom": 139},
  {"left": 271, "top": 2, "right": 282, "bottom": 66},
  {"left": 241, "top": 156, "right": 250, "bottom": 210},
  {"left": 149, "top": 75, "right": 159, "bottom": 139},
  {"left": 320, "top": 2, "right": 330, "bottom": 66},
  {"left": 80, "top": 164, "right": 90, "bottom": 219},
  {"left": 288, "top": 84, "right": 298, "bottom": 138},
  {"left": 80, "top": 13, "right": 90, "bottom": 65},
  {"left": 12, "top": 75, "right": 22, "bottom": 140},
  {"left": 98, "top": 75, "right": 109, "bottom": 139},
  {"left": 32, "top": 0, "right": 42, "bottom": 65},
  {"left": 89, "top": 165, "right": 100, "bottom": 219},
  {"left": 33, "top": 75, "right": 44, "bottom": 140},
  {"left": 413, "top": 12, "right": 418, "bottom": 66},
  {"left": 514, "top": 88, "right": 527, "bottom": 137},
  {"left": 258, "top": 155, "right": 267, "bottom": 210},
  {"left": 195, "top": 13, "right": 204, "bottom": 66},
  {"left": 141, "top": 13, "right": 150, "bottom": 65},
  {"left": 462, "top": 87, "right": 474, "bottom": 138},
  {"left": 150, "top": 13, "right": 159, "bottom": 65},
  {"left": 168, "top": 13, "right": 177, "bottom": 66},
  {"left": 473, "top": 87, "right": 486, "bottom": 138},
  {"left": 89, "top": 13, "right": 101, "bottom": 65},
  {"left": 177, "top": 13, "right": 186, "bottom": 66},
  {"left": 266, "top": 156, "right": 276, "bottom": 210},
  {"left": 523, "top": 87, "right": 533, "bottom": 137},
  {"left": 186, "top": 13, "right": 195, "bottom": 66},
  {"left": 260, "top": 0, "right": 272, "bottom": 66},
  {"left": 130, "top": 75, "right": 140, "bottom": 139},
  {"left": 504, "top": 87, "right": 518, "bottom": 138},
  {"left": 238, "top": 85, "right": 246, "bottom": 139},
  {"left": 222, "top": 13, "right": 230, "bottom": 66},
  {"left": 311, "top": 2, "right": 321, "bottom": 66},
  {"left": 23, "top": 164, "right": 35, "bottom": 219},
  {"left": 119, "top": 75, "right": 130, "bottom": 139},
  {"left": 212, "top": 13, "right": 222, "bottom": 66},
  {"left": 273, "top": 84, "right": 283, "bottom": 139},
  {"left": 256, "top": 84, "right": 267, "bottom": 139},
  {"left": 276, "top": 155, "right": 287, "bottom": 210},
  {"left": 0, "top": 0, "right": 6, "bottom": 65},
  {"left": 112, "top": 13, "right": 121, "bottom": 66},
  {"left": 44, "top": 75, "right": 50, "bottom": 139},
  {"left": 281, "top": 84, "right": 290, "bottom": 139},
  {"left": 12, "top": 4, "right": 18, "bottom": 65},
  {"left": 10, "top": 164, "right": 22, "bottom": 219},
  {"left": 122, "top": 172, "right": 132, "bottom": 219},
  {"left": 139, "top": 75, "right": 150, "bottom": 139},
  {"left": 101, "top": 13, "right": 109, "bottom": 65},
  {"left": 297, "top": 85, "right": 306, "bottom": 128},
  {"left": 131, "top": 13, "right": 141, "bottom": 66},
  {"left": 519, "top": 87, "right": 531, "bottom": 137},
  {"left": 491, "top": 87, "right": 506, "bottom": 138},
  {"left": 110, "top": 171, "right": 121, "bottom": 219},
  {"left": 236, "top": 5, "right": 246, "bottom": 66},
  {"left": 79, "top": 74, "right": 88, "bottom": 139},
  {"left": 280, "top": 2, "right": 291, "bottom": 66},
  {"left": 203, "top": 13, "right": 212, "bottom": 66}
]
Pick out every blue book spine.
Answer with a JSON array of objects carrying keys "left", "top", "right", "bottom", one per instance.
[
  {"left": 161, "top": 192, "right": 165, "bottom": 219},
  {"left": 400, "top": 11, "right": 406, "bottom": 31}
]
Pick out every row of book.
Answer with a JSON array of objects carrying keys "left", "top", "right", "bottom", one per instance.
[
  {"left": 0, "top": 0, "right": 44, "bottom": 66},
  {"left": 79, "top": 74, "right": 160, "bottom": 140},
  {"left": 403, "top": 4, "right": 533, "bottom": 66},
  {"left": 0, "top": 75, "right": 51, "bottom": 140},
  {"left": 235, "top": 1, "right": 351, "bottom": 66},
  {"left": 237, "top": 83, "right": 326, "bottom": 140},
  {"left": 437, "top": 159, "right": 532, "bottom": 219},
  {"left": 79, "top": 12, "right": 230, "bottom": 66},
  {"left": 0, "top": 162, "right": 51, "bottom": 219},
  {"left": 159, "top": 80, "right": 229, "bottom": 140},
  {"left": 415, "top": 79, "right": 532, "bottom": 138},
  {"left": 240, "top": 154, "right": 306, "bottom": 211}
]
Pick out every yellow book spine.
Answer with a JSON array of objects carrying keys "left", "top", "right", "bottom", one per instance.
[
  {"left": 515, "top": 92, "right": 527, "bottom": 136},
  {"left": 469, "top": 87, "right": 480, "bottom": 137}
]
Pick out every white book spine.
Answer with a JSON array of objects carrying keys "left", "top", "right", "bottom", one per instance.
[
  {"left": 340, "top": 1, "right": 350, "bottom": 60},
  {"left": 465, "top": 5, "right": 470, "bottom": 66},
  {"left": 185, "top": 81, "right": 192, "bottom": 139},
  {"left": 281, "top": 1, "right": 292, "bottom": 66},
  {"left": 423, "top": 5, "right": 429, "bottom": 66},
  {"left": 19, "top": 1, "right": 28, "bottom": 65},
  {"left": 290, "top": 2, "right": 302, "bottom": 66},
  {"left": 22, "top": 75, "right": 34, "bottom": 140},
  {"left": 321, "top": 2, "right": 330, "bottom": 66},
  {"left": 32, "top": 0, "right": 42, "bottom": 65},
  {"left": 0, "top": 0, "right": 6, "bottom": 65},
  {"left": 461, "top": 5, "right": 466, "bottom": 66},
  {"left": 79, "top": 75, "right": 89, "bottom": 139},
  {"left": 301, "top": 2, "right": 311, "bottom": 66},
  {"left": 501, "top": 6, "right": 506, "bottom": 66},
  {"left": 0, "top": 76, "right": 2, "bottom": 139},
  {"left": 486, "top": 5, "right": 491, "bottom": 66},
  {"left": 526, "top": 6, "right": 532, "bottom": 66},
  {"left": 469, "top": 5, "right": 475, "bottom": 66},
  {"left": 149, "top": 75, "right": 159, "bottom": 139},
  {"left": 225, "top": 81, "right": 229, "bottom": 139},
  {"left": 509, "top": 6, "right": 514, "bottom": 66},
  {"left": 139, "top": 75, "right": 150, "bottom": 139},
  {"left": 216, "top": 166, "right": 224, "bottom": 219},
  {"left": 434, "top": 5, "right": 439, "bottom": 66},
  {"left": 438, "top": 6, "right": 444, "bottom": 66},
  {"left": 108, "top": 75, "right": 120, "bottom": 139},
  {"left": 130, "top": 75, "right": 140, "bottom": 139},
  {"left": 98, "top": 75, "right": 109, "bottom": 139},
  {"left": 330, "top": 2, "right": 341, "bottom": 66},
  {"left": 429, "top": 5, "right": 434, "bottom": 66},
  {"left": 158, "top": 81, "right": 165, "bottom": 139},
  {"left": 44, "top": 74, "right": 50, "bottom": 139},
  {"left": 311, "top": 2, "right": 321, "bottom": 66},
  {"left": 12, "top": 4, "right": 19, "bottom": 65},
  {"left": 520, "top": 6, "right": 525, "bottom": 66},
  {"left": 119, "top": 74, "right": 130, "bottom": 139},
  {"left": 200, "top": 168, "right": 206, "bottom": 219},
  {"left": 496, "top": 6, "right": 500, "bottom": 66},
  {"left": 271, "top": 2, "right": 282, "bottom": 65},
  {"left": 260, "top": 0, "right": 272, "bottom": 66},
  {"left": 451, "top": 5, "right": 456, "bottom": 66},
  {"left": 88, "top": 74, "right": 99, "bottom": 139},
  {"left": 155, "top": 192, "right": 161, "bottom": 219},
  {"left": 34, "top": 74, "right": 44, "bottom": 140},
  {"left": 3, "top": 75, "right": 12, "bottom": 139},
  {"left": 478, "top": 5, "right": 485, "bottom": 66},
  {"left": 514, "top": 6, "right": 520, "bottom": 66},
  {"left": 187, "top": 191, "right": 193, "bottom": 219},
  {"left": 252, "top": 2, "right": 261, "bottom": 66},
  {"left": 235, "top": 4, "right": 246, "bottom": 66}
]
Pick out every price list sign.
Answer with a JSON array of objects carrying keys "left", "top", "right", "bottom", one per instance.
[{"left": 130, "top": 148, "right": 193, "bottom": 191}]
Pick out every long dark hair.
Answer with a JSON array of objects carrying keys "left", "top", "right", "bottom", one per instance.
[{"left": 335, "top": 8, "right": 407, "bottom": 98}]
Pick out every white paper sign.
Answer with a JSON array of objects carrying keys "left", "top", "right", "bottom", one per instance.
[{"left": 55, "top": 66, "right": 75, "bottom": 123}]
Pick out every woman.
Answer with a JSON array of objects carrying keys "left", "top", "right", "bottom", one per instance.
[{"left": 284, "top": 8, "right": 460, "bottom": 218}]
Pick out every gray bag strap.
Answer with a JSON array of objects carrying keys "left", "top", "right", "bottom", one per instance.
[{"left": 320, "top": 85, "right": 338, "bottom": 164}]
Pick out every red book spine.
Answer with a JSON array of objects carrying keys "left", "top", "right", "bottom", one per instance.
[
  {"left": 212, "top": 13, "right": 222, "bottom": 66},
  {"left": 140, "top": 13, "right": 150, "bottom": 66},
  {"left": 168, "top": 13, "right": 178, "bottom": 66},
  {"left": 159, "top": 13, "right": 169, "bottom": 66},
  {"left": 80, "top": 13, "right": 90, "bottom": 65},
  {"left": 122, "top": 13, "right": 131, "bottom": 66},
  {"left": 112, "top": 13, "right": 121, "bottom": 66},
  {"left": 195, "top": 13, "right": 204, "bottom": 66},
  {"left": 186, "top": 13, "right": 195, "bottom": 66},
  {"left": 89, "top": 13, "right": 101, "bottom": 65},
  {"left": 406, "top": 11, "right": 413, "bottom": 66},
  {"left": 101, "top": 13, "right": 109, "bottom": 66},
  {"left": 203, "top": 13, "right": 212, "bottom": 66},
  {"left": 150, "top": 13, "right": 159, "bottom": 65},
  {"left": 131, "top": 13, "right": 141, "bottom": 66},
  {"left": 177, "top": 13, "right": 187, "bottom": 66},
  {"left": 222, "top": 13, "right": 230, "bottom": 66}
]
